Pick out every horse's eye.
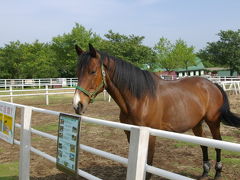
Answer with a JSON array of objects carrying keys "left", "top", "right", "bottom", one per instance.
[{"left": 90, "top": 71, "right": 96, "bottom": 75}]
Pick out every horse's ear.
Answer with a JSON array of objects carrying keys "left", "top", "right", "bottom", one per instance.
[
  {"left": 75, "top": 45, "right": 83, "bottom": 56},
  {"left": 89, "top": 43, "right": 96, "bottom": 57}
]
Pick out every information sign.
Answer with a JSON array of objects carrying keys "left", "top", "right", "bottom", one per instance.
[
  {"left": 56, "top": 113, "right": 81, "bottom": 176},
  {"left": 0, "top": 102, "right": 16, "bottom": 144}
]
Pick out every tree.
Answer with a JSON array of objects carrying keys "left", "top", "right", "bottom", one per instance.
[
  {"left": 0, "top": 41, "right": 58, "bottom": 79},
  {"left": 18, "top": 41, "right": 59, "bottom": 78},
  {"left": 171, "top": 39, "right": 196, "bottom": 71},
  {"left": 199, "top": 29, "right": 240, "bottom": 75},
  {"left": 51, "top": 23, "right": 102, "bottom": 77},
  {"left": 153, "top": 37, "right": 176, "bottom": 71},
  {"left": 153, "top": 38, "right": 196, "bottom": 71},
  {"left": 102, "top": 30, "right": 156, "bottom": 67},
  {"left": 0, "top": 41, "right": 24, "bottom": 78}
]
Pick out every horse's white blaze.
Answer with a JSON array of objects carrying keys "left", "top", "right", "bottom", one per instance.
[{"left": 73, "top": 90, "right": 81, "bottom": 109}]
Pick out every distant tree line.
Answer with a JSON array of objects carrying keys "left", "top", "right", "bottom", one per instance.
[
  {"left": 0, "top": 23, "right": 239, "bottom": 78},
  {"left": 198, "top": 29, "right": 240, "bottom": 76}
]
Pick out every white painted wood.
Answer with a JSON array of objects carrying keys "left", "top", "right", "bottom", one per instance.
[
  {"left": 146, "top": 165, "right": 194, "bottom": 180},
  {"left": 45, "top": 85, "right": 49, "bottom": 105},
  {"left": 103, "top": 90, "right": 106, "bottom": 101},
  {"left": 21, "top": 80, "right": 24, "bottom": 90},
  {"left": 10, "top": 86, "right": 13, "bottom": 103},
  {"left": 237, "top": 82, "right": 240, "bottom": 94},
  {"left": 127, "top": 127, "right": 150, "bottom": 180},
  {"left": 4, "top": 79, "right": 7, "bottom": 90},
  {"left": 19, "top": 106, "right": 32, "bottom": 180}
]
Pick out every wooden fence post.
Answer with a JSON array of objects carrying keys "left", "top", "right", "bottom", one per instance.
[
  {"left": 126, "top": 127, "right": 150, "bottom": 180},
  {"left": 45, "top": 85, "right": 49, "bottom": 105},
  {"left": 38, "top": 79, "right": 41, "bottom": 89},
  {"left": 22, "top": 79, "right": 24, "bottom": 90},
  {"left": 5, "top": 79, "right": 7, "bottom": 90},
  {"left": 103, "top": 90, "right": 106, "bottom": 101},
  {"left": 19, "top": 106, "right": 32, "bottom": 180},
  {"left": 10, "top": 86, "right": 13, "bottom": 103}
]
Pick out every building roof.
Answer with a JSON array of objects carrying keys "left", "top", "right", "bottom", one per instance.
[
  {"left": 205, "top": 67, "right": 229, "bottom": 71},
  {"left": 153, "top": 57, "right": 205, "bottom": 72},
  {"left": 174, "top": 57, "right": 205, "bottom": 72}
]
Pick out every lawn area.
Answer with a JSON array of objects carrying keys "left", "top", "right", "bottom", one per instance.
[{"left": 0, "top": 162, "right": 18, "bottom": 180}]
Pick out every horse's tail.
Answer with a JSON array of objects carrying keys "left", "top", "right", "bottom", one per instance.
[{"left": 215, "top": 83, "right": 240, "bottom": 127}]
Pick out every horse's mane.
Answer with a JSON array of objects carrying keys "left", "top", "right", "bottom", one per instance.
[
  {"left": 99, "top": 52, "right": 157, "bottom": 99},
  {"left": 77, "top": 51, "right": 157, "bottom": 99}
]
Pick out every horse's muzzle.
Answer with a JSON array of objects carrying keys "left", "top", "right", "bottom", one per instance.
[{"left": 74, "top": 102, "right": 84, "bottom": 115}]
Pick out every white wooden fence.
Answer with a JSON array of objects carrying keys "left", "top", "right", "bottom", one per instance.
[
  {"left": 0, "top": 86, "right": 111, "bottom": 104},
  {"left": 220, "top": 81, "right": 240, "bottom": 95},
  {"left": 0, "top": 76, "right": 239, "bottom": 106},
  {"left": 0, "top": 86, "right": 74, "bottom": 105},
  {"left": 158, "top": 76, "right": 240, "bottom": 95},
  {"left": 2, "top": 101, "right": 240, "bottom": 180},
  {"left": 0, "top": 78, "right": 78, "bottom": 89}
]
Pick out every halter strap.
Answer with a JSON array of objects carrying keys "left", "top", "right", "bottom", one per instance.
[{"left": 75, "top": 64, "right": 106, "bottom": 103}]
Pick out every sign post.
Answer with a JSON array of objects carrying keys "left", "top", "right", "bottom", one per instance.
[
  {"left": 0, "top": 101, "right": 16, "bottom": 144},
  {"left": 56, "top": 113, "right": 81, "bottom": 177}
]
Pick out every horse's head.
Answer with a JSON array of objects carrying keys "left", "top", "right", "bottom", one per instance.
[{"left": 73, "top": 44, "right": 106, "bottom": 114}]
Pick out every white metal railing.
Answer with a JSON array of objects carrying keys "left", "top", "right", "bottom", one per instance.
[
  {"left": 157, "top": 75, "right": 240, "bottom": 95},
  {"left": 0, "top": 86, "right": 111, "bottom": 104},
  {"left": 0, "top": 78, "right": 78, "bottom": 89},
  {"left": 1, "top": 76, "right": 240, "bottom": 89},
  {"left": 207, "top": 76, "right": 240, "bottom": 82},
  {"left": 1, "top": 100, "right": 240, "bottom": 180},
  {"left": 0, "top": 86, "right": 75, "bottom": 105},
  {"left": 156, "top": 75, "right": 240, "bottom": 82},
  {"left": 220, "top": 81, "right": 240, "bottom": 95}
]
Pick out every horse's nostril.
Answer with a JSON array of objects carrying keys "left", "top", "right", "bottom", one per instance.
[
  {"left": 74, "top": 102, "right": 84, "bottom": 115},
  {"left": 78, "top": 102, "right": 83, "bottom": 111}
]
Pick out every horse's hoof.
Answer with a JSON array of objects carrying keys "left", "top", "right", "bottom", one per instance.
[
  {"left": 198, "top": 176, "right": 209, "bottom": 180},
  {"left": 214, "top": 177, "right": 223, "bottom": 180}
]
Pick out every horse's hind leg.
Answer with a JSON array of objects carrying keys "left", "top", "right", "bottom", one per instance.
[
  {"left": 192, "top": 121, "right": 211, "bottom": 180},
  {"left": 206, "top": 121, "right": 223, "bottom": 180}
]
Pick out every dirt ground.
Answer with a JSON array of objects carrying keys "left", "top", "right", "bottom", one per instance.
[{"left": 0, "top": 94, "right": 240, "bottom": 180}]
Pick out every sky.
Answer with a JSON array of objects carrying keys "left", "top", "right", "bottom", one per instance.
[{"left": 0, "top": 0, "right": 240, "bottom": 51}]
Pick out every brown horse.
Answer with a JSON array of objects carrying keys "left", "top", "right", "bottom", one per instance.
[{"left": 73, "top": 44, "right": 240, "bottom": 180}]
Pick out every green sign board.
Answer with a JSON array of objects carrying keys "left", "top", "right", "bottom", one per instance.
[
  {"left": 56, "top": 113, "right": 81, "bottom": 176},
  {"left": 0, "top": 102, "right": 16, "bottom": 144}
]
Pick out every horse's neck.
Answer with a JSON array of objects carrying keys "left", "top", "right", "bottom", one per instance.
[
  {"left": 103, "top": 57, "right": 141, "bottom": 114},
  {"left": 105, "top": 82, "right": 128, "bottom": 114},
  {"left": 105, "top": 71, "right": 130, "bottom": 114}
]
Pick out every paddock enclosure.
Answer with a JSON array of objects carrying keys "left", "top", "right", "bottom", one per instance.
[{"left": 0, "top": 90, "right": 240, "bottom": 179}]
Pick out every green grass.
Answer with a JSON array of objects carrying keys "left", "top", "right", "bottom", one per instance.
[
  {"left": 174, "top": 141, "right": 198, "bottom": 148},
  {"left": 33, "top": 123, "right": 58, "bottom": 132},
  {"left": 233, "top": 129, "right": 240, "bottom": 135},
  {"left": 31, "top": 136, "right": 43, "bottom": 142},
  {"left": 0, "top": 162, "right": 18, "bottom": 179},
  {"left": 222, "top": 157, "right": 240, "bottom": 165},
  {"left": 0, "top": 177, "right": 18, "bottom": 180},
  {"left": 222, "top": 135, "right": 237, "bottom": 142}
]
